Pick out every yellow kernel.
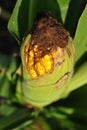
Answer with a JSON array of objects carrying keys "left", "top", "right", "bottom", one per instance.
[
  {"left": 28, "top": 61, "right": 33, "bottom": 67},
  {"left": 44, "top": 54, "right": 51, "bottom": 61},
  {"left": 29, "top": 66, "right": 38, "bottom": 78},
  {"left": 28, "top": 57, "right": 34, "bottom": 67},
  {"left": 44, "top": 61, "right": 52, "bottom": 72},
  {"left": 51, "top": 49, "right": 56, "bottom": 58},
  {"left": 35, "top": 62, "right": 45, "bottom": 75},
  {"left": 41, "top": 55, "right": 50, "bottom": 66},
  {"left": 25, "top": 54, "right": 28, "bottom": 63},
  {"left": 41, "top": 58, "right": 46, "bottom": 67},
  {"left": 41, "top": 58, "right": 53, "bottom": 72},
  {"left": 41, "top": 54, "right": 51, "bottom": 63},
  {"left": 33, "top": 45, "right": 38, "bottom": 52},
  {"left": 24, "top": 44, "right": 29, "bottom": 53},
  {"left": 29, "top": 50, "right": 34, "bottom": 58}
]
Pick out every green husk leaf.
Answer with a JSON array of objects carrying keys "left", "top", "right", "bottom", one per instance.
[
  {"left": 74, "top": 5, "right": 87, "bottom": 61},
  {"left": 65, "top": 62, "right": 87, "bottom": 95},
  {"left": 8, "top": 0, "right": 38, "bottom": 41},
  {"left": 57, "top": 0, "right": 71, "bottom": 23}
]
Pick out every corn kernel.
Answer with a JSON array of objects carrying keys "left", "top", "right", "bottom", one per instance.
[
  {"left": 33, "top": 45, "right": 38, "bottom": 52},
  {"left": 41, "top": 54, "right": 53, "bottom": 72},
  {"left": 28, "top": 57, "right": 34, "bottom": 67},
  {"left": 41, "top": 55, "right": 50, "bottom": 67},
  {"left": 29, "top": 66, "right": 38, "bottom": 78},
  {"left": 29, "top": 50, "right": 34, "bottom": 58},
  {"left": 44, "top": 61, "right": 52, "bottom": 72},
  {"left": 44, "top": 54, "right": 51, "bottom": 61},
  {"left": 24, "top": 44, "right": 29, "bottom": 53},
  {"left": 51, "top": 49, "right": 56, "bottom": 58},
  {"left": 35, "top": 62, "right": 45, "bottom": 75},
  {"left": 26, "top": 49, "right": 55, "bottom": 78},
  {"left": 25, "top": 54, "right": 28, "bottom": 63}
]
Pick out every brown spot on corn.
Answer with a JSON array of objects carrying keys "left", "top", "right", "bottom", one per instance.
[{"left": 66, "top": 47, "right": 71, "bottom": 57}]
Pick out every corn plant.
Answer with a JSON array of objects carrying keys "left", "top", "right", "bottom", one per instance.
[{"left": 0, "top": 0, "right": 87, "bottom": 129}]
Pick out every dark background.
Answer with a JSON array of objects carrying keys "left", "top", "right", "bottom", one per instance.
[{"left": 0, "top": 0, "right": 18, "bottom": 55}]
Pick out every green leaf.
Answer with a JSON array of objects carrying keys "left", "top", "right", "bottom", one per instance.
[
  {"left": 8, "top": 0, "right": 38, "bottom": 41},
  {"left": 38, "top": 0, "right": 71, "bottom": 23},
  {"left": 57, "top": 0, "right": 71, "bottom": 23},
  {"left": 52, "top": 84, "right": 87, "bottom": 130},
  {"left": 0, "top": 53, "right": 17, "bottom": 81},
  {"left": 41, "top": 105, "right": 87, "bottom": 130},
  {"left": 62, "top": 84, "right": 87, "bottom": 113},
  {"left": 0, "top": 103, "right": 17, "bottom": 116},
  {"left": 65, "top": 62, "right": 87, "bottom": 94},
  {"left": 74, "top": 5, "right": 87, "bottom": 61},
  {"left": 0, "top": 104, "right": 35, "bottom": 130},
  {"left": 0, "top": 75, "right": 11, "bottom": 98},
  {"left": 0, "top": 53, "right": 17, "bottom": 98},
  {"left": 28, "top": 116, "right": 51, "bottom": 130}
]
